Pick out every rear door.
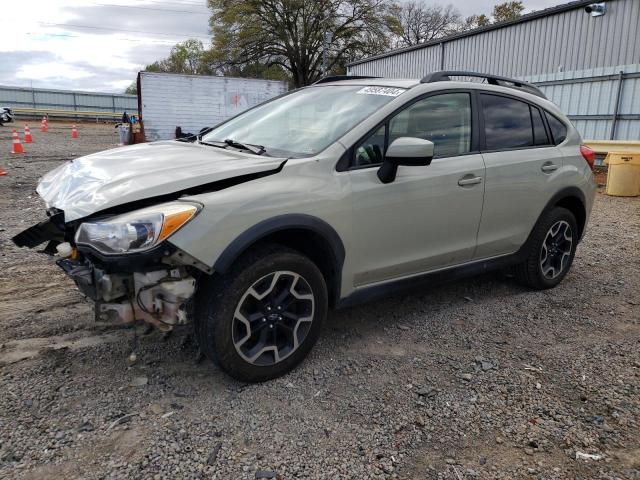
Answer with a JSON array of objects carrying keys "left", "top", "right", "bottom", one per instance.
[
  {"left": 347, "top": 91, "right": 486, "bottom": 286},
  {"left": 474, "top": 93, "right": 564, "bottom": 259}
]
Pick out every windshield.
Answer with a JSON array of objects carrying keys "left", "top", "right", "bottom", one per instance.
[{"left": 201, "top": 85, "right": 406, "bottom": 157}]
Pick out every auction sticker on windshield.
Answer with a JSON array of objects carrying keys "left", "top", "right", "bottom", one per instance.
[{"left": 356, "top": 86, "right": 405, "bottom": 97}]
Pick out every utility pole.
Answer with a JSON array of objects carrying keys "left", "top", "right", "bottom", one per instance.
[
  {"left": 322, "top": 31, "right": 332, "bottom": 76},
  {"left": 321, "top": 6, "right": 332, "bottom": 76}
]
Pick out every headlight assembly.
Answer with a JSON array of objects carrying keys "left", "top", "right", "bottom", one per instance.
[{"left": 75, "top": 202, "right": 200, "bottom": 254}]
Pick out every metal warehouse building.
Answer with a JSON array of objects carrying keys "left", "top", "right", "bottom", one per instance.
[{"left": 347, "top": 0, "right": 640, "bottom": 141}]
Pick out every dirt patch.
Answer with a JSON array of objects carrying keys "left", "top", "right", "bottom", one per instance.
[{"left": 0, "top": 331, "right": 122, "bottom": 365}]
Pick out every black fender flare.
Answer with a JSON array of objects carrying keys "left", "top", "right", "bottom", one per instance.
[
  {"left": 544, "top": 186, "right": 587, "bottom": 237},
  {"left": 543, "top": 186, "right": 586, "bottom": 212},
  {"left": 213, "top": 213, "right": 346, "bottom": 289},
  {"left": 520, "top": 186, "right": 587, "bottom": 253}
]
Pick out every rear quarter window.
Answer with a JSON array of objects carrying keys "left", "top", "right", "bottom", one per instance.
[{"left": 545, "top": 112, "right": 568, "bottom": 145}]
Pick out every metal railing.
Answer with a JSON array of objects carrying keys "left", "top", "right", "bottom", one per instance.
[
  {"left": 584, "top": 140, "right": 640, "bottom": 156},
  {"left": 11, "top": 107, "right": 123, "bottom": 122},
  {"left": 1, "top": 85, "right": 137, "bottom": 122}
]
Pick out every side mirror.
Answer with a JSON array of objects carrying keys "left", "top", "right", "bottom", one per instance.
[{"left": 377, "top": 137, "right": 434, "bottom": 184}]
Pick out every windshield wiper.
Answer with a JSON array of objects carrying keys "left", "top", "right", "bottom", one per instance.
[
  {"left": 197, "top": 138, "right": 268, "bottom": 156},
  {"left": 224, "top": 139, "right": 266, "bottom": 156},
  {"left": 198, "top": 139, "right": 228, "bottom": 149}
]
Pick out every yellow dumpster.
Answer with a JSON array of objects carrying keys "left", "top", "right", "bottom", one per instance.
[{"left": 605, "top": 152, "right": 640, "bottom": 197}]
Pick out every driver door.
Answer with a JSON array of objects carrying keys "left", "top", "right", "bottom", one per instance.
[{"left": 347, "top": 92, "right": 486, "bottom": 287}]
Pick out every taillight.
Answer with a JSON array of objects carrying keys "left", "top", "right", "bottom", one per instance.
[{"left": 580, "top": 145, "right": 596, "bottom": 170}]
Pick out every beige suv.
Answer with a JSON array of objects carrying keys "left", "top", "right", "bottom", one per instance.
[{"left": 14, "top": 71, "right": 596, "bottom": 382}]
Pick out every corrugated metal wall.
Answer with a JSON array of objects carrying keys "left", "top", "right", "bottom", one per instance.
[
  {"left": 442, "top": 0, "right": 640, "bottom": 76},
  {"left": 139, "top": 72, "right": 288, "bottom": 141},
  {"left": 0, "top": 85, "right": 137, "bottom": 113},
  {"left": 351, "top": 46, "right": 442, "bottom": 78},
  {"left": 348, "top": 0, "right": 640, "bottom": 140},
  {"left": 529, "top": 65, "right": 640, "bottom": 140}
]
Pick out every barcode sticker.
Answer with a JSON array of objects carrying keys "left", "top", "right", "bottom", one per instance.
[{"left": 356, "top": 86, "right": 405, "bottom": 97}]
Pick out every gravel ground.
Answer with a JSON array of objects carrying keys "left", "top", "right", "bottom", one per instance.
[{"left": 0, "top": 123, "right": 639, "bottom": 479}]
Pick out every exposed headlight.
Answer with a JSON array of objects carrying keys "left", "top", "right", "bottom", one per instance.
[{"left": 75, "top": 202, "right": 200, "bottom": 254}]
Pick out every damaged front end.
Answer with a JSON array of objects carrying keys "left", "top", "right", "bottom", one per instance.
[
  {"left": 11, "top": 138, "right": 290, "bottom": 332},
  {"left": 58, "top": 256, "right": 197, "bottom": 332},
  {"left": 13, "top": 202, "right": 206, "bottom": 331}
]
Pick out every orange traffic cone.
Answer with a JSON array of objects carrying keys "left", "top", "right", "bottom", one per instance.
[
  {"left": 0, "top": 164, "right": 8, "bottom": 176},
  {"left": 71, "top": 124, "right": 79, "bottom": 139},
  {"left": 40, "top": 116, "right": 48, "bottom": 132},
  {"left": 11, "top": 129, "right": 24, "bottom": 154},
  {"left": 24, "top": 123, "right": 33, "bottom": 143}
]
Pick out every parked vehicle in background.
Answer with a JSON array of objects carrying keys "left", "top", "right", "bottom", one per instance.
[
  {"left": 13, "top": 71, "right": 596, "bottom": 383},
  {"left": 0, "top": 107, "right": 13, "bottom": 126}
]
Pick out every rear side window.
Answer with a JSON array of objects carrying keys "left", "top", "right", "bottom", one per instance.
[
  {"left": 545, "top": 112, "right": 568, "bottom": 145},
  {"left": 531, "top": 106, "right": 550, "bottom": 146},
  {"left": 481, "top": 94, "right": 533, "bottom": 150}
]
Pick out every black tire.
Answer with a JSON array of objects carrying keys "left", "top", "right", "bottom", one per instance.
[
  {"left": 194, "top": 244, "right": 327, "bottom": 383},
  {"left": 515, "top": 207, "right": 578, "bottom": 290}
]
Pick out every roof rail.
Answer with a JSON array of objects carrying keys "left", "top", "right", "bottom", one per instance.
[
  {"left": 420, "top": 70, "right": 547, "bottom": 99},
  {"left": 313, "top": 75, "right": 380, "bottom": 85}
]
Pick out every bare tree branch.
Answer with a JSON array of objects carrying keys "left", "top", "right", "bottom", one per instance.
[
  {"left": 207, "top": 0, "right": 396, "bottom": 87},
  {"left": 390, "top": 1, "right": 462, "bottom": 47}
]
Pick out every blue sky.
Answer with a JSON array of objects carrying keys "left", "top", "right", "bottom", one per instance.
[{"left": 1, "top": 0, "right": 563, "bottom": 93}]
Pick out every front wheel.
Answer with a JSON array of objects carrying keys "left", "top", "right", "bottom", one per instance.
[
  {"left": 194, "top": 245, "right": 327, "bottom": 382},
  {"left": 515, "top": 207, "right": 578, "bottom": 290}
]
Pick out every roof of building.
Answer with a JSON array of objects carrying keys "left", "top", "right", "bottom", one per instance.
[{"left": 347, "top": 0, "right": 608, "bottom": 67}]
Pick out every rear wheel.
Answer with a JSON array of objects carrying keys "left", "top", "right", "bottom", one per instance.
[
  {"left": 515, "top": 207, "right": 578, "bottom": 289},
  {"left": 194, "top": 245, "right": 327, "bottom": 382}
]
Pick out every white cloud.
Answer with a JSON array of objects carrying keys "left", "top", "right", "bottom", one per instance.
[
  {"left": 0, "top": 0, "right": 210, "bottom": 92},
  {"left": 16, "top": 62, "right": 94, "bottom": 80}
]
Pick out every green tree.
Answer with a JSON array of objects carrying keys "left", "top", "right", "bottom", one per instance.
[
  {"left": 124, "top": 82, "right": 137, "bottom": 95},
  {"left": 492, "top": 1, "right": 524, "bottom": 23},
  {"left": 145, "top": 39, "right": 211, "bottom": 75},
  {"left": 460, "top": 13, "right": 491, "bottom": 30},
  {"left": 457, "top": 2, "right": 522, "bottom": 31},
  {"left": 206, "top": 0, "right": 397, "bottom": 87},
  {"left": 206, "top": 61, "right": 291, "bottom": 82}
]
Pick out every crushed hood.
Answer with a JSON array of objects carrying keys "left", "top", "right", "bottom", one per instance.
[{"left": 37, "top": 141, "right": 285, "bottom": 221}]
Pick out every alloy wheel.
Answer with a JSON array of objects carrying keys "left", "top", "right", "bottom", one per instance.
[
  {"left": 539, "top": 220, "right": 573, "bottom": 279},
  {"left": 232, "top": 271, "right": 315, "bottom": 366}
]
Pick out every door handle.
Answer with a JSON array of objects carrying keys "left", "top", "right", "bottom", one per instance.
[
  {"left": 458, "top": 176, "right": 483, "bottom": 186},
  {"left": 541, "top": 163, "right": 558, "bottom": 173}
]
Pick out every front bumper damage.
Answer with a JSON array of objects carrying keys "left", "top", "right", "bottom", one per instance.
[
  {"left": 58, "top": 257, "right": 196, "bottom": 331},
  {"left": 13, "top": 211, "right": 199, "bottom": 332}
]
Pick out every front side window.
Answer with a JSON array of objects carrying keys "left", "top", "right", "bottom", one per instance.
[
  {"left": 353, "top": 92, "right": 472, "bottom": 167},
  {"left": 481, "top": 94, "right": 535, "bottom": 150},
  {"left": 389, "top": 93, "right": 472, "bottom": 158},
  {"left": 202, "top": 85, "right": 405, "bottom": 158},
  {"left": 355, "top": 125, "right": 386, "bottom": 166}
]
